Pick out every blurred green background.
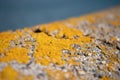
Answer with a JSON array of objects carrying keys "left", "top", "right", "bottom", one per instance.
[{"left": 0, "top": 0, "right": 120, "bottom": 32}]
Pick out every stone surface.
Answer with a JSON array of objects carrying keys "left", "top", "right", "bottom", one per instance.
[{"left": 0, "top": 6, "right": 120, "bottom": 80}]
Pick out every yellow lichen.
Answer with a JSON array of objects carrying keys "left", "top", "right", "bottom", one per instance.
[
  {"left": 100, "top": 76, "right": 110, "bottom": 80},
  {"left": 0, "top": 6, "right": 119, "bottom": 80},
  {"left": 0, "top": 47, "right": 29, "bottom": 64},
  {"left": 0, "top": 31, "right": 16, "bottom": 53},
  {"left": 45, "top": 69, "right": 76, "bottom": 80},
  {"left": 109, "top": 20, "right": 120, "bottom": 26},
  {"left": 0, "top": 30, "right": 25, "bottom": 54},
  {"left": 0, "top": 66, "right": 33, "bottom": 80},
  {"left": 32, "top": 22, "right": 92, "bottom": 65}
]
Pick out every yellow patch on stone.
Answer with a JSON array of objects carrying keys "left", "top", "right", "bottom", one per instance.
[
  {"left": 109, "top": 20, "right": 120, "bottom": 26},
  {"left": 0, "top": 66, "right": 33, "bottom": 80},
  {"left": 32, "top": 22, "right": 92, "bottom": 65},
  {"left": 0, "top": 47, "right": 29, "bottom": 64},
  {"left": 46, "top": 69, "right": 77, "bottom": 80},
  {"left": 0, "top": 31, "right": 16, "bottom": 53}
]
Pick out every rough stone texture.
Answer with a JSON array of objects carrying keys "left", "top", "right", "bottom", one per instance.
[{"left": 0, "top": 6, "right": 120, "bottom": 80}]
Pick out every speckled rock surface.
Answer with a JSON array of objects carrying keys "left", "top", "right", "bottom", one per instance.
[{"left": 0, "top": 6, "right": 120, "bottom": 80}]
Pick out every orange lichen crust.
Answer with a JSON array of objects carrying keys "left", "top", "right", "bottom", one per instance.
[
  {"left": 0, "top": 47, "right": 29, "bottom": 63},
  {"left": 0, "top": 6, "right": 120, "bottom": 80},
  {"left": 32, "top": 22, "right": 92, "bottom": 65},
  {"left": 45, "top": 69, "right": 77, "bottom": 80},
  {"left": 0, "top": 31, "right": 31, "bottom": 64},
  {"left": 0, "top": 31, "right": 16, "bottom": 53},
  {"left": 0, "top": 66, "right": 33, "bottom": 80}
]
